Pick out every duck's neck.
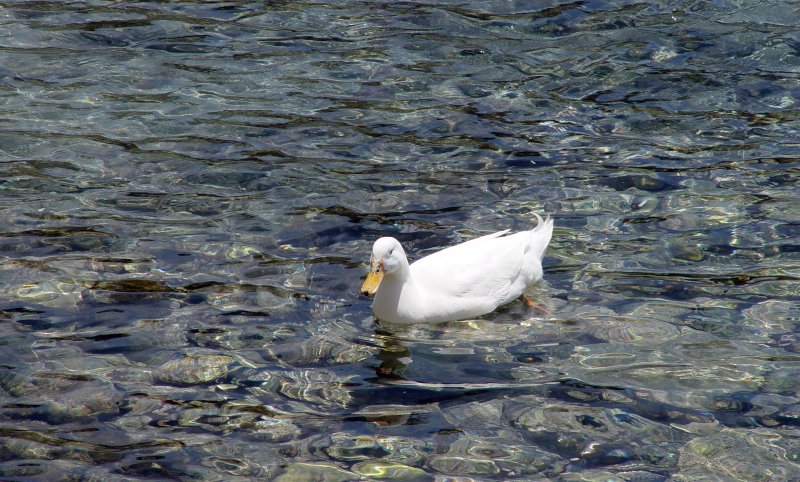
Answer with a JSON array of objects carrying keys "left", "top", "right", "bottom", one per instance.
[
  {"left": 374, "top": 260, "right": 412, "bottom": 308},
  {"left": 382, "top": 259, "right": 411, "bottom": 291}
]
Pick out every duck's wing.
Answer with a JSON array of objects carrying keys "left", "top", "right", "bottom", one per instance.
[{"left": 410, "top": 231, "right": 528, "bottom": 305}]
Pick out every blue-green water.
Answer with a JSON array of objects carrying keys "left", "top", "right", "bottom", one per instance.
[{"left": 1, "top": 1, "right": 799, "bottom": 480}]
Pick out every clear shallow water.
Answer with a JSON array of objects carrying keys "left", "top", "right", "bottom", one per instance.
[{"left": 0, "top": 0, "right": 799, "bottom": 480}]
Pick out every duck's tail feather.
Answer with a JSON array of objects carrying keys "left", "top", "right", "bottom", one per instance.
[{"left": 530, "top": 213, "right": 554, "bottom": 261}]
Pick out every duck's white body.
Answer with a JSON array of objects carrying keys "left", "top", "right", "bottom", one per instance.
[{"left": 361, "top": 214, "right": 554, "bottom": 324}]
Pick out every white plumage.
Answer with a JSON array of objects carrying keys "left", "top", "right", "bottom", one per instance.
[{"left": 360, "top": 214, "right": 554, "bottom": 323}]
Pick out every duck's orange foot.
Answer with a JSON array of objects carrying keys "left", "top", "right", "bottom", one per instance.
[{"left": 519, "top": 294, "right": 551, "bottom": 315}]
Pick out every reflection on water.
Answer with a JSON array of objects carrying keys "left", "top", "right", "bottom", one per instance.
[{"left": 1, "top": 0, "right": 799, "bottom": 479}]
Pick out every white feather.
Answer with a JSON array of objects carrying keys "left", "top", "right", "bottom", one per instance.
[{"left": 364, "top": 214, "right": 554, "bottom": 323}]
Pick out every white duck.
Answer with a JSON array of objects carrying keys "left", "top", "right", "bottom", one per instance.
[{"left": 360, "top": 214, "right": 554, "bottom": 323}]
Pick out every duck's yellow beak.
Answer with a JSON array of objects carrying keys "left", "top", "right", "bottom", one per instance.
[{"left": 360, "top": 258, "right": 384, "bottom": 296}]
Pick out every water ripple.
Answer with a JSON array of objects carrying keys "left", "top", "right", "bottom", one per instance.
[{"left": 1, "top": 0, "right": 799, "bottom": 480}]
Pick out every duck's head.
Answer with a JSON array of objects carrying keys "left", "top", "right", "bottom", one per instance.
[{"left": 360, "top": 237, "right": 406, "bottom": 296}]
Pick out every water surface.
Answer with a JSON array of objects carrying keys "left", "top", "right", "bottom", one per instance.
[{"left": 1, "top": 1, "right": 799, "bottom": 480}]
